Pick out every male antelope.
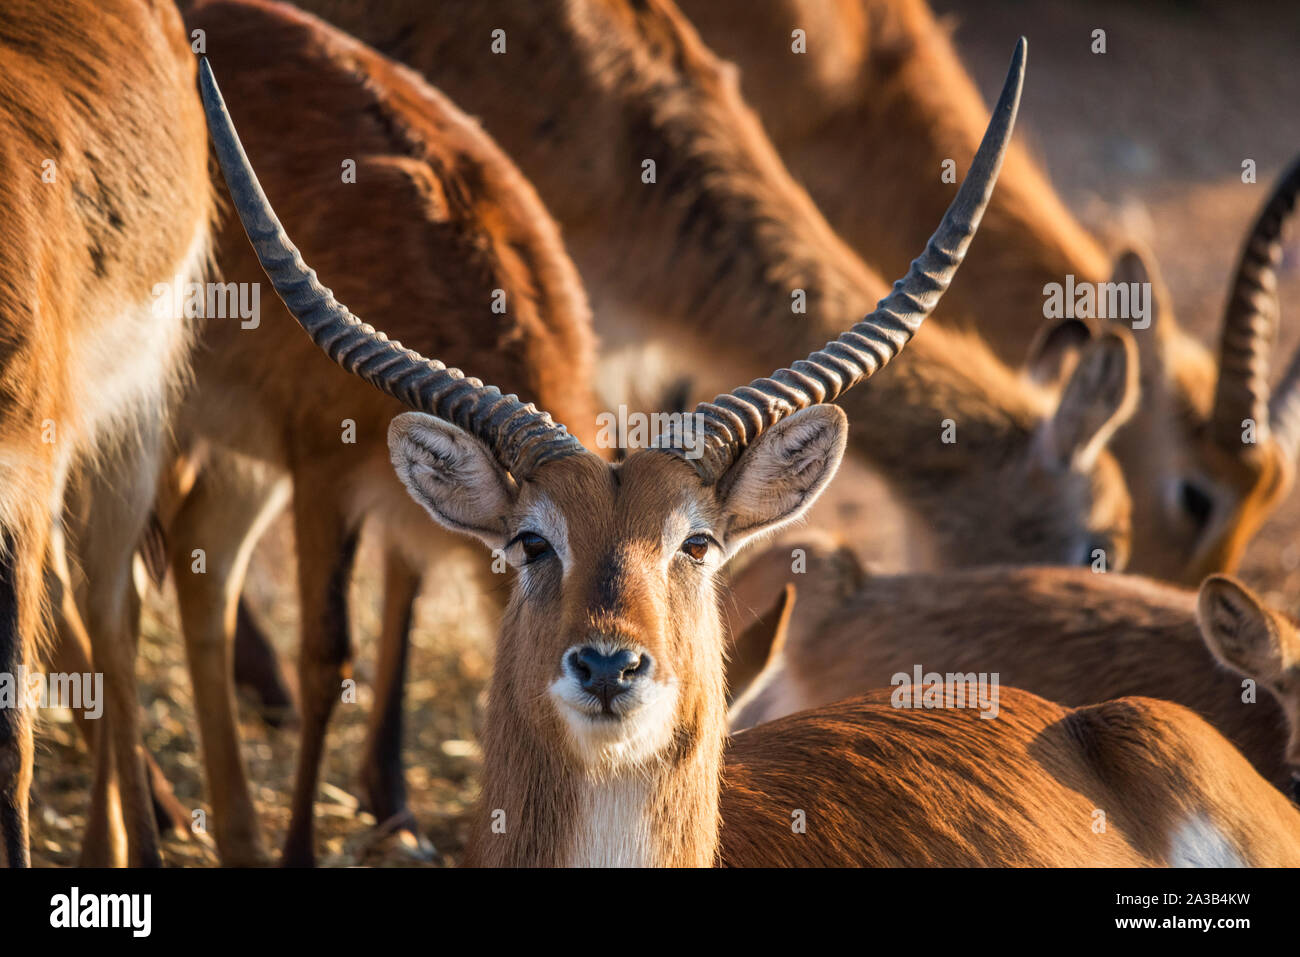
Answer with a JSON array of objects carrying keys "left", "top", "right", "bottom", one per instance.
[
  {"left": 161, "top": 0, "right": 598, "bottom": 867},
  {"left": 0, "top": 0, "right": 212, "bottom": 867},
  {"left": 726, "top": 536, "right": 1300, "bottom": 795},
  {"left": 678, "top": 0, "right": 1300, "bottom": 585},
  {"left": 204, "top": 41, "right": 1300, "bottom": 867}
]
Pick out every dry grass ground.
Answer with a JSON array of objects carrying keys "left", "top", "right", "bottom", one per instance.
[{"left": 27, "top": 0, "right": 1300, "bottom": 865}]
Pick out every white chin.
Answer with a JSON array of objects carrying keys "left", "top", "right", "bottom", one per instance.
[{"left": 551, "top": 683, "right": 679, "bottom": 772}]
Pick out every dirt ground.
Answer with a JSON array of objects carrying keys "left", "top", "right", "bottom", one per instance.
[{"left": 27, "top": 0, "right": 1300, "bottom": 866}]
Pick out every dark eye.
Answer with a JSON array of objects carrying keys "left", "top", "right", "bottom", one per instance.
[
  {"left": 1179, "top": 480, "right": 1214, "bottom": 529},
  {"left": 513, "top": 532, "right": 553, "bottom": 564},
  {"left": 680, "top": 534, "right": 711, "bottom": 563}
]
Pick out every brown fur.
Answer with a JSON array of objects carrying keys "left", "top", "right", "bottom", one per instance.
[
  {"left": 0, "top": 0, "right": 211, "bottom": 866},
  {"left": 678, "top": 0, "right": 1110, "bottom": 359},
  {"left": 163, "top": 0, "right": 599, "bottom": 865},
  {"left": 727, "top": 540, "right": 1295, "bottom": 792},
  {"left": 722, "top": 689, "right": 1300, "bottom": 866}
]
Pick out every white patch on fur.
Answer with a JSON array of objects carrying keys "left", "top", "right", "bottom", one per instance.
[
  {"left": 565, "top": 772, "right": 657, "bottom": 867},
  {"left": 1167, "top": 813, "right": 1246, "bottom": 867},
  {"left": 67, "top": 224, "right": 208, "bottom": 455},
  {"left": 550, "top": 639, "right": 678, "bottom": 771}
]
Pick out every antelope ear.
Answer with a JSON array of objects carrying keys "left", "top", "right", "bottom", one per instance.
[
  {"left": 1040, "top": 327, "right": 1139, "bottom": 470},
  {"left": 718, "top": 405, "right": 847, "bottom": 555},
  {"left": 1110, "top": 244, "right": 1171, "bottom": 338},
  {"left": 388, "top": 412, "right": 516, "bottom": 550},
  {"left": 1197, "top": 575, "right": 1293, "bottom": 680},
  {"left": 726, "top": 583, "right": 796, "bottom": 704},
  {"left": 1026, "top": 317, "right": 1093, "bottom": 386}
]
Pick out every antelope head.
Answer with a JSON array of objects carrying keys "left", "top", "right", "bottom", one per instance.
[
  {"left": 1035, "top": 160, "right": 1300, "bottom": 583},
  {"left": 199, "top": 38, "right": 1024, "bottom": 865}
]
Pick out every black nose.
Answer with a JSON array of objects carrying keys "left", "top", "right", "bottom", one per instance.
[{"left": 571, "top": 647, "right": 647, "bottom": 710}]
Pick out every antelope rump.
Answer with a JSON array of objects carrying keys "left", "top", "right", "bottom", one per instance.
[{"left": 1, "top": 0, "right": 1298, "bottom": 903}]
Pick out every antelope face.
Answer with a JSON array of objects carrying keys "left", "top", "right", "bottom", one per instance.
[
  {"left": 388, "top": 404, "right": 848, "bottom": 774},
  {"left": 1115, "top": 325, "right": 1294, "bottom": 585},
  {"left": 1197, "top": 575, "right": 1300, "bottom": 792}
]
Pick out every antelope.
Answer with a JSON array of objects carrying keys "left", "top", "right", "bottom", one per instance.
[
  {"left": 204, "top": 40, "right": 1300, "bottom": 867},
  {"left": 150, "top": 0, "right": 601, "bottom": 867},
  {"left": 725, "top": 535, "right": 1300, "bottom": 795},
  {"left": 0, "top": 0, "right": 212, "bottom": 867},
  {"left": 676, "top": 0, "right": 1300, "bottom": 586}
]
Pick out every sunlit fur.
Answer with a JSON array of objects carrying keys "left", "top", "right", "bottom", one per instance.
[
  {"left": 0, "top": 0, "right": 213, "bottom": 867},
  {"left": 725, "top": 538, "right": 1299, "bottom": 792}
]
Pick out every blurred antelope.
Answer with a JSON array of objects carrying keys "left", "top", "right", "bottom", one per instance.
[
  {"left": 300, "top": 0, "right": 1138, "bottom": 570},
  {"left": 726, "top": 536, "right": 1300, "bottom": 795},
  {"left": 0, "top": 0, "right": 212, "bottom": 867},
  {"left": 206, "top": 41, "right": 1300, "bottom": 867},
  {"left": 678, "top": 0, "right": 1300, "bottom": 585},
  {"left": 159, "top": 0, "right": 599, "bottom": 867}
]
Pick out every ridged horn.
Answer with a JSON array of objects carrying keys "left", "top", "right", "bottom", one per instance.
[
  {"left": 680, "top": 38, "right": 1027, "bottom": 483},
  {"left": 1213, "top": 155, "right": 1300, "bottom": 451},
  {"left": 196, "top": 58, "right": 585, "bottom": 478}
]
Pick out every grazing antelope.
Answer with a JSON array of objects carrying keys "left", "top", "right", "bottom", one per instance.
[
  {"left": 205, "top": 41, "right": 1300, "bottom": 867},
  {"left": 725, "top": 536, "right": 1300, "bottom": 794},
  {"left": 164, "top": 0, "right": 598, "bottom": 867},
  {"left": 299, "top": 0, "right": 1139, "bottom": 571},
  {"left": 678, "top": 0, "right": 1300, "bottom": 586},
  {"left": 0, "top": 0, "right": 212, "bottom": 867}
]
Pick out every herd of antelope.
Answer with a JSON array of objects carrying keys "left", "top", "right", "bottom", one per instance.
[{"left": 2, "top": 0, "right": 1298, "bottom": 868}]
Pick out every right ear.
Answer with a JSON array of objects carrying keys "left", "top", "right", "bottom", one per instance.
[
  {"left": 1039, "top": 327, "right": 1139, "bottom": 470},
  {"left": 388, "top": 412, "right": 517, "bottom": 550},
  {"left": 1197, "top": 575, "right": 1292, "bottom": 680}
]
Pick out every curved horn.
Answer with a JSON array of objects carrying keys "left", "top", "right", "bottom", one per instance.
[
  {"left": 1212, "top": 155, "right": 1300, "bottom": 451},
  {"left": 682, "top": 38, "right": 1027, "bottom": 483},
  {"left": 196, "top": 59, "right": 585, "bottom": 478}
]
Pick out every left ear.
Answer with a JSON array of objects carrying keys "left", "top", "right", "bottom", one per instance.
[
  {"left": 718, "top": 405, "right": 847, "bottom": 555},
  {"left": 1197, "top": 574, "right": 1293, "bottom": 680}
]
